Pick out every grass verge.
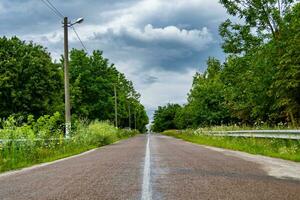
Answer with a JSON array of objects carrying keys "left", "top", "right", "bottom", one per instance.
[
  {"left": 195, "top": 124, "right": 299, "bottom": 133},
  {"left": 0, "top": 117, "right": 138, "bottom": 173},
  {"left": 162, "top": 130, "right": 300, "bottom": 162}
]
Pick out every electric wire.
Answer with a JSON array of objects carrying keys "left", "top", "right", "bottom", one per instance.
[
  {"left": 71, "top": 26, "right": 88, "bottom": 52},
  {"left": 40, "top": 0, "right": 88, "bottom": 53},
  {"left": 40, "top": 0, "right": 64, "bottom": 19},
  {"left": 44, "top": 0, "right": 64, "bottom": 18}
]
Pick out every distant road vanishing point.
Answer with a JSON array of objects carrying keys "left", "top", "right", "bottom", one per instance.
[{"left": 0, "top": 134, "right": 300, "bottom": 200}]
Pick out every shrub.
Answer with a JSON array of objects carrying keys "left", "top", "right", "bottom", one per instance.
[{"left": 0, "top": 114, "right": 138, "bottom": 173}]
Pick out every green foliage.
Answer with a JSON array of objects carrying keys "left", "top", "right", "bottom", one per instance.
[
  {"left": 152, "top": 104, "right": 182, "bottom": 132},
  {"left": 219, "top": 0, "right": 294, "bottom": 53},
  {"left": 0, "top": 36, "right": 63, "bottom": 118},
  {"left": 153, "top": 1, "right": 300, "bottom": 130},
  {"left": 0, "top": 112, "right": 63, "bottom": 140},
  {"left": 185, "top": 57, "right": 231, "bottom": 127},
  {"left": 69, "top": 49, "right": 148, "bottom": 132},
  {"left": 0, "top": 114, "right": 138, "bottom": 173},
  {"left": 163, "top": 130, "right": 300, "bottom": 162},
  {"left": 270, "top": 3, "right": 300, "bottom": 124},
  {"left": 0, "top": 37, "right": 148, "bottom": 132}
]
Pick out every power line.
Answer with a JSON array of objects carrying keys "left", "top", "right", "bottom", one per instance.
[
  {"left": 40, "top": 0, "right": 64, "bottom": 19},
  {"left": 40, "top": 0, "right": 88, "bottom": 52},
  {"left": 44, "top": 0, "right": 64, "bottom": 18},
  {"left": 71, "top": 26, "right": 88, "bottom": 52}
]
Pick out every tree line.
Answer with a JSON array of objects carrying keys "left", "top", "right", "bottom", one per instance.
[
  {"left": 152, "top": 0, "right": 300, "bottom": 132},
  {"left": 0, "top": 36, "right": 148, "bottom": 132}
]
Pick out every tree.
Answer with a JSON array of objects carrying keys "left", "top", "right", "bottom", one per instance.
[
  {"left": 0, "top": 36, "right": 63, "bottom": 118},
  {"left": 69, "top": 49, "right": 148, "bottom": 131},
  {"left": 220, "top": 2, "right": 300, "bottom": 125},
  {"left": 0, "top": 37, "right": 149, "bottom": 131},
  {"left": 219, "top": 0, "right": 294, "bottom": 54},
  {"left": 152, "top": 104, "right": 181, "bottom": 132},
  {"left": 270, "top": 3, "right": 300, "bottom": 125},
  {"left": 153, "top": 1, "right": 300, "bottom": 128},
  {"left": 174, "top": 104, "right": 194, "bottom": 129},
  {"left": 186, "top": 58, "right": 231, "bottom": 126}
]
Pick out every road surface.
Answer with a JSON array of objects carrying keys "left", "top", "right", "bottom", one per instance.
[{"left": 0, "top": 134, "right": 300, "bottom": 200}]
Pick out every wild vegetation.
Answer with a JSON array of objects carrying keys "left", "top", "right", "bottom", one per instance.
[
  {"left": 0, "top": 37, "right": 148, "bottom": 132},
  {"left": 69, "top": 49, "right": 148, "bottom": 131},
  {"left": 0, "top": 113, "right": 138, "bottom": 172},
  {"left": 162, "top": 130, "right": 300, "bottom": 162},
  {"left": 0, "top": 33, "right": 148, "bottom": 172},
  {"left": 152, "top": 1, "right": 300, "bottom": 132}
]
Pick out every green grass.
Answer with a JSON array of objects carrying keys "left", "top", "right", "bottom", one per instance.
[
  {"left": 162, "top": 130, "right": 300, "bottom": 162},
  {"left": 0, "top": 119, "right": 138, "bottom": 173},
  {"left": 195, "top": 124, "right": 299, "bottom": 133}
]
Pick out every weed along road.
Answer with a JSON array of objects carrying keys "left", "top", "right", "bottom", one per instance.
[{"left": 1, "top": 134, "right": 300, "bottom": 200}]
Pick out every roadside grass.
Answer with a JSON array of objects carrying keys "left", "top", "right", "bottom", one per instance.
[
  {"left": 0, "top": 114, "right": 138, "bottom": 173},
  {"left": 162, "top": 130, "right": 300, "bottom": 162},
  {"left": 195, "top": 124, "right": 299, "bottom": 133}
]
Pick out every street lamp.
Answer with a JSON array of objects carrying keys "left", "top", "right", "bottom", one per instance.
[
  {"left": 63, "top": 16, "right": 84, "bottom": 138},
  {"left": 70, "top": 18, "right": 84, "bottom": 26}
]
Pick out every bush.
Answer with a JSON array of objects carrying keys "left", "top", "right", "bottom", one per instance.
[{"left": 0, "top": 114, "right": 138, "bottom": 173}]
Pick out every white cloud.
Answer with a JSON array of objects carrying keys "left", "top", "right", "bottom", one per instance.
[
  {"left": 139, "top": 69, "right": 197, "bottom": 110},
  {"left": 0, "top": 3, "right": 4, "bottom": 13},
  {"left": 100, "top": 0, "right": 225, "bottom": 28},
  {"left": 105, "top": 24, "right": 213, "bottom": 51},
  {"left": 2, "top": 0, "right": 228, "bottom": 120},
  {"left": 112, "top": 59, "right": 196, "bottom": 115}
]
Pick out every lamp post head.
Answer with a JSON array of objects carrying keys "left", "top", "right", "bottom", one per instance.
[
  {"left": 69, "top": 17, "right": 84, "bottom": 27},
  {"left": 75, "top": 17, "right": 84, "bottom": 24}
]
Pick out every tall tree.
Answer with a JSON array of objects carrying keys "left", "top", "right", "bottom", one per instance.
[
  {"left": 187, "top": 58, "right": 231, "bottom": 126},
  {"left": 152, "top": 104, "right": 181, "bottom": 132},
  {"left": 219, "top": 0, "right": 294, "bottom": 54},
  {"left": 270, "top": 3, "right": 300, "bottom": 124},
  {"left": 0, "top": 36, "right": 63, "bottom": 118},
  {"left": 153, "top": 1, "right": 300, "bottom": 128},
  {"left": 69, "top": 49, "right": 148, "bottom": 131}
]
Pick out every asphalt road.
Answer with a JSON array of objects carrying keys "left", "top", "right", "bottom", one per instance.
[{"left": 1, "top": 134, "right": 300, "bottom": 200}]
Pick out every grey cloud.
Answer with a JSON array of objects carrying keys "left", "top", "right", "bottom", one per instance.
[
  {"left": 0, "top": 0, "right": 138, "bottom": 35},
  {"left": 1, "top": 0, "right": 229, "bottom": 119},
  {"left": 90, "top": 24, "right": 216, "bottom": 71},
  {"left": 143, "top": 76, "right": 158, "bottom": 85}
]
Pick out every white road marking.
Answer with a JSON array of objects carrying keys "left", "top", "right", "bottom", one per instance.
[{"left": 141, "top": 133, "right": 152, "bottom": 200}]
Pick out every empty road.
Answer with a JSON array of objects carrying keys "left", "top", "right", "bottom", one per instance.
[{"left": 1, "top": 134, "right": 300, "bottom": 200}]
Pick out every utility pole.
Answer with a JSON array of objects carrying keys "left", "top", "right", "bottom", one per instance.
[
  {"left": 114, "top": 84, "right": 118, "bottom": 128},
  {"left": 64, "top": 17, "right": 71, "bottom": 138},
  {"left": 62, "top": 17, "right": 84, "bottom": 138},
  {"left": 128, "top": 103, "right": 131, "bottom": 129},
  {"left": 134, "top": 110, "right": 137, "bottom": 130}
]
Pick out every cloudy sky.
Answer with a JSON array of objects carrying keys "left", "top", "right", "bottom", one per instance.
[{"left": 0, "top": 0, "right": 229, "bottom": 120}]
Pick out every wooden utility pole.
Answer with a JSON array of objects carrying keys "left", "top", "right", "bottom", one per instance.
[
  {"left": 114, "top": 84, "right": 118, "bottom": 128},
  {"left": 134, "top": 110, "right": 137, "bottom": 130},
  {"left": 128, "top": 103, "right": 131, "bottom": 129},
  {"left": 64, "top": 17, "right": 71, "bottom": 138}
]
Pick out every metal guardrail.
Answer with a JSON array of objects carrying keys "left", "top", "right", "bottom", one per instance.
[
  {"left": 209, "top": 130, "right": 300, "bottom": 134},
  {"left": 199, "top": 130, "right": 300, "bottom": 140}
]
